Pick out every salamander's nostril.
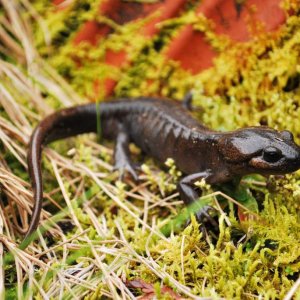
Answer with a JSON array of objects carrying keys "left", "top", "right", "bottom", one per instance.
[
  {"left": 293, "top": 148, "right": 300, "bottom": 167},
  {"left": 297, "top": 153, "right": 300, "bottom": 166}
]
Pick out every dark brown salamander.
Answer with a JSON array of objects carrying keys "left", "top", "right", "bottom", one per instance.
[{"left": 25, "top": 97, "right": 300, "bottom": 240}]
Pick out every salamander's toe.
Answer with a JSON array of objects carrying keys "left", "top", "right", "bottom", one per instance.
[
  {"left": 194, "top": 205, "right": 220, "bottom": 240},
  {"left": 195, "top": 205, "right": 219, "bottom": 228},
  {"left": 113, "top": 161, "right": 139, "bottom": 181}
]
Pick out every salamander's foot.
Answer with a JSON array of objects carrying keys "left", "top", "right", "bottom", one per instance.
[
  {"left": 177, "top": 172, "right": 220, "bottom": 239},
  {"left": 114, "top": 161, "right": 139, "bottom": 181},
  {"left": 193, "top": 205, "right": 219, "bottom": 237},
  {"left": 195, "top": 205, "right": 218, "bottom": 225}
]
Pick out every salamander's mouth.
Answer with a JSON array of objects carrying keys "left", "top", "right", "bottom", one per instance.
[
  {"left": 249, "top": 156, "right": 300, "bottom": 174},
  {"left": 249, "top": 157, "right": 268, "bottom": 169}
]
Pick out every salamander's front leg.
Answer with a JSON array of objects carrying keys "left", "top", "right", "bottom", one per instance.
[
  {"left": 114, "top": 126, "right": 138, "bottom": 181},
  {"left": 177, "top": 171, "right": 219, "bottom": 231}
]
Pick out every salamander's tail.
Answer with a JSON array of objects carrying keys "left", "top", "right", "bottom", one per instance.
[
  {"left": 22, "top": 104, "right": 98, "bottom": 247},
  {"left": 23, "top": 125, "right": 46, "bottom": 243}
]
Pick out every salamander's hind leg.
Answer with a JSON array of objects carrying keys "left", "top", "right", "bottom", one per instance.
[
  {"left": 177, "top": 172, "right": 219, "bottom": 235},
  {"left": 113, "top": 125, "right": 139, "bottom": 181},
  {"left": 182, "top": 91, "right": 193, "bottom": 111}
]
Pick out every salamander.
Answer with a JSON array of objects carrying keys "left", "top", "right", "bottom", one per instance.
[{"left": 24, "top": 97, "right": 300, "bottom": 240}]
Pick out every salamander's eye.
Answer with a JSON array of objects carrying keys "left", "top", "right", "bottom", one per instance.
[{"left": 263, "top": 147, "right": 282, "bottom": 163}]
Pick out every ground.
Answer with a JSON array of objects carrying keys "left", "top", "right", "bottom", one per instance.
[{"left": 0, "top": 0, "right": 300, "bottom": 299}]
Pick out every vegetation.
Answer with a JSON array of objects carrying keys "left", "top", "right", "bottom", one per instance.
[{"left": 0, "top": 0, "right": 299, "bottom": 298}]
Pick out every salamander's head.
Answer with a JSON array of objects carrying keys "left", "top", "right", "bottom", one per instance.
[{"left": 218, "top": 127, "right": 300, "bottom": 175}]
